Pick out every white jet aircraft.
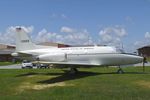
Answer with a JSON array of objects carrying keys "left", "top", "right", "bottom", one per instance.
[{"left": 12, "top": 27, "right": 143, "bottom": 73}]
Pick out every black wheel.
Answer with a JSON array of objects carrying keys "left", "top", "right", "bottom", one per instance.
[
  {"left": 29, "top": 66, "right": 33, "bottom": 69},
  {"left": 117, "top": 69, "right": 124, "bottom": 74},
  {"left": 70, "top": 68, "right": 78, "bottom": 74}
]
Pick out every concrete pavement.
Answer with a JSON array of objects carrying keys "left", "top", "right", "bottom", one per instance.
[{"left": 134, "top": 62, "right": 150, "bottom": 67}]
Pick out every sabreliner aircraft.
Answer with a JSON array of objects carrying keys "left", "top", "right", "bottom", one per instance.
[{"left": 12, "top": 27, "right": 143, "bottom": 73}]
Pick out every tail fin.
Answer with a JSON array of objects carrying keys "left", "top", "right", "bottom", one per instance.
[{"left": 15, "top": 27, "right": 36, "bottom": 51}]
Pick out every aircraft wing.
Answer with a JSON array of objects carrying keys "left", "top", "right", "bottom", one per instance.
[
  {"left": 32, "top": 61, "right": 101, "bottom": 66},
  {"left": 12, "top": 52, "right": 38, "bottom": 61}
]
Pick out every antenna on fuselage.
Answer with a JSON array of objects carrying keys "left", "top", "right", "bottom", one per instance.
[{"left": 120, "top": 42, "right": 124, "bottom": 50}]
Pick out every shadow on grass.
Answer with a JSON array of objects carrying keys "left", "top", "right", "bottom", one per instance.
[
  {"left": 15, "top": 70, "right": 150, "bottom": 84},
  {"left": 37, "top": 71, "right": 101, "bottom": 84},
  {"left": 37, "top": 71, "right": 149, "bottom": 84},
  {"left": 15, "top": 70, "right": 148, "bottom": 77}
]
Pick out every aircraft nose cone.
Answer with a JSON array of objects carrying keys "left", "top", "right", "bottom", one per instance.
[{"left": 131, "top": 55, "right": 143, "bottom": 63}]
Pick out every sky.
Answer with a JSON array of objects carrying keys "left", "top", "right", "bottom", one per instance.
[{"left": 0, "top": 0, "right": 150, "bottom": 52}]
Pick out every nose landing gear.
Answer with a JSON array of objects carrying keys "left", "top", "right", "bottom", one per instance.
[{"left": 117, "top": 66, "right": 124, "bottom": 74}]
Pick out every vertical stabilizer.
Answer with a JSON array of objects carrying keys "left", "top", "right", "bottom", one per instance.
[{"left": 15, "top": 27, "right": 36, "bottom": 51}]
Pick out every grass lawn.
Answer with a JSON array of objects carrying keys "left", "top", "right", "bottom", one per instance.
[
  {"left": 147, "top": 57, "right": 150, "bottom": 62},
  {"left": 0, "top": 66, "right": 150, "bottom": 100},
  {"left": 0, "top": 62, "right": 18, "bottom": 66}
]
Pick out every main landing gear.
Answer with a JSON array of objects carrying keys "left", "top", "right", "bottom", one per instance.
[
  {"left": 70, "top": 67, "right": 78, "bottom": 74},
  {"left": 117, "top": 66, "right": 124, "bottom": 74}
]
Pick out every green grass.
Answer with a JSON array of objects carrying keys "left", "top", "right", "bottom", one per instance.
[
  {"left": 0, "top": 62, "right": 16, "bottom": 66},
  {"left": 147, "top": 57, "right": 150, "bottom": 62},
  {"left": 0, "top": 62, "right": 20, "bottom": 66},
  {"left": 0, "top": 67, "right": 150, "bottom": 100}
]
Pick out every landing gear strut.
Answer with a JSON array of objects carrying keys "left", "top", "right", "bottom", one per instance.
[
  {"left": 117, "top": 66, "right": 124, "bottom": 74},
  {"left": 70, "top": 67, "right": 78, "bottom": 74}
]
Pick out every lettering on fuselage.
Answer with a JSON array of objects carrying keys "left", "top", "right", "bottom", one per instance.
[{"left": 21, "top": 40, "right": 29, "bottom": 43}]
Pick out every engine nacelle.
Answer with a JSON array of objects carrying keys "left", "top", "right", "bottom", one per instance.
[
  {"left": 11, "top": 53, "right": 19, "bottom": 57},
  {"left": 38, "top": 53, "right": 67, "bottom": 62}
]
